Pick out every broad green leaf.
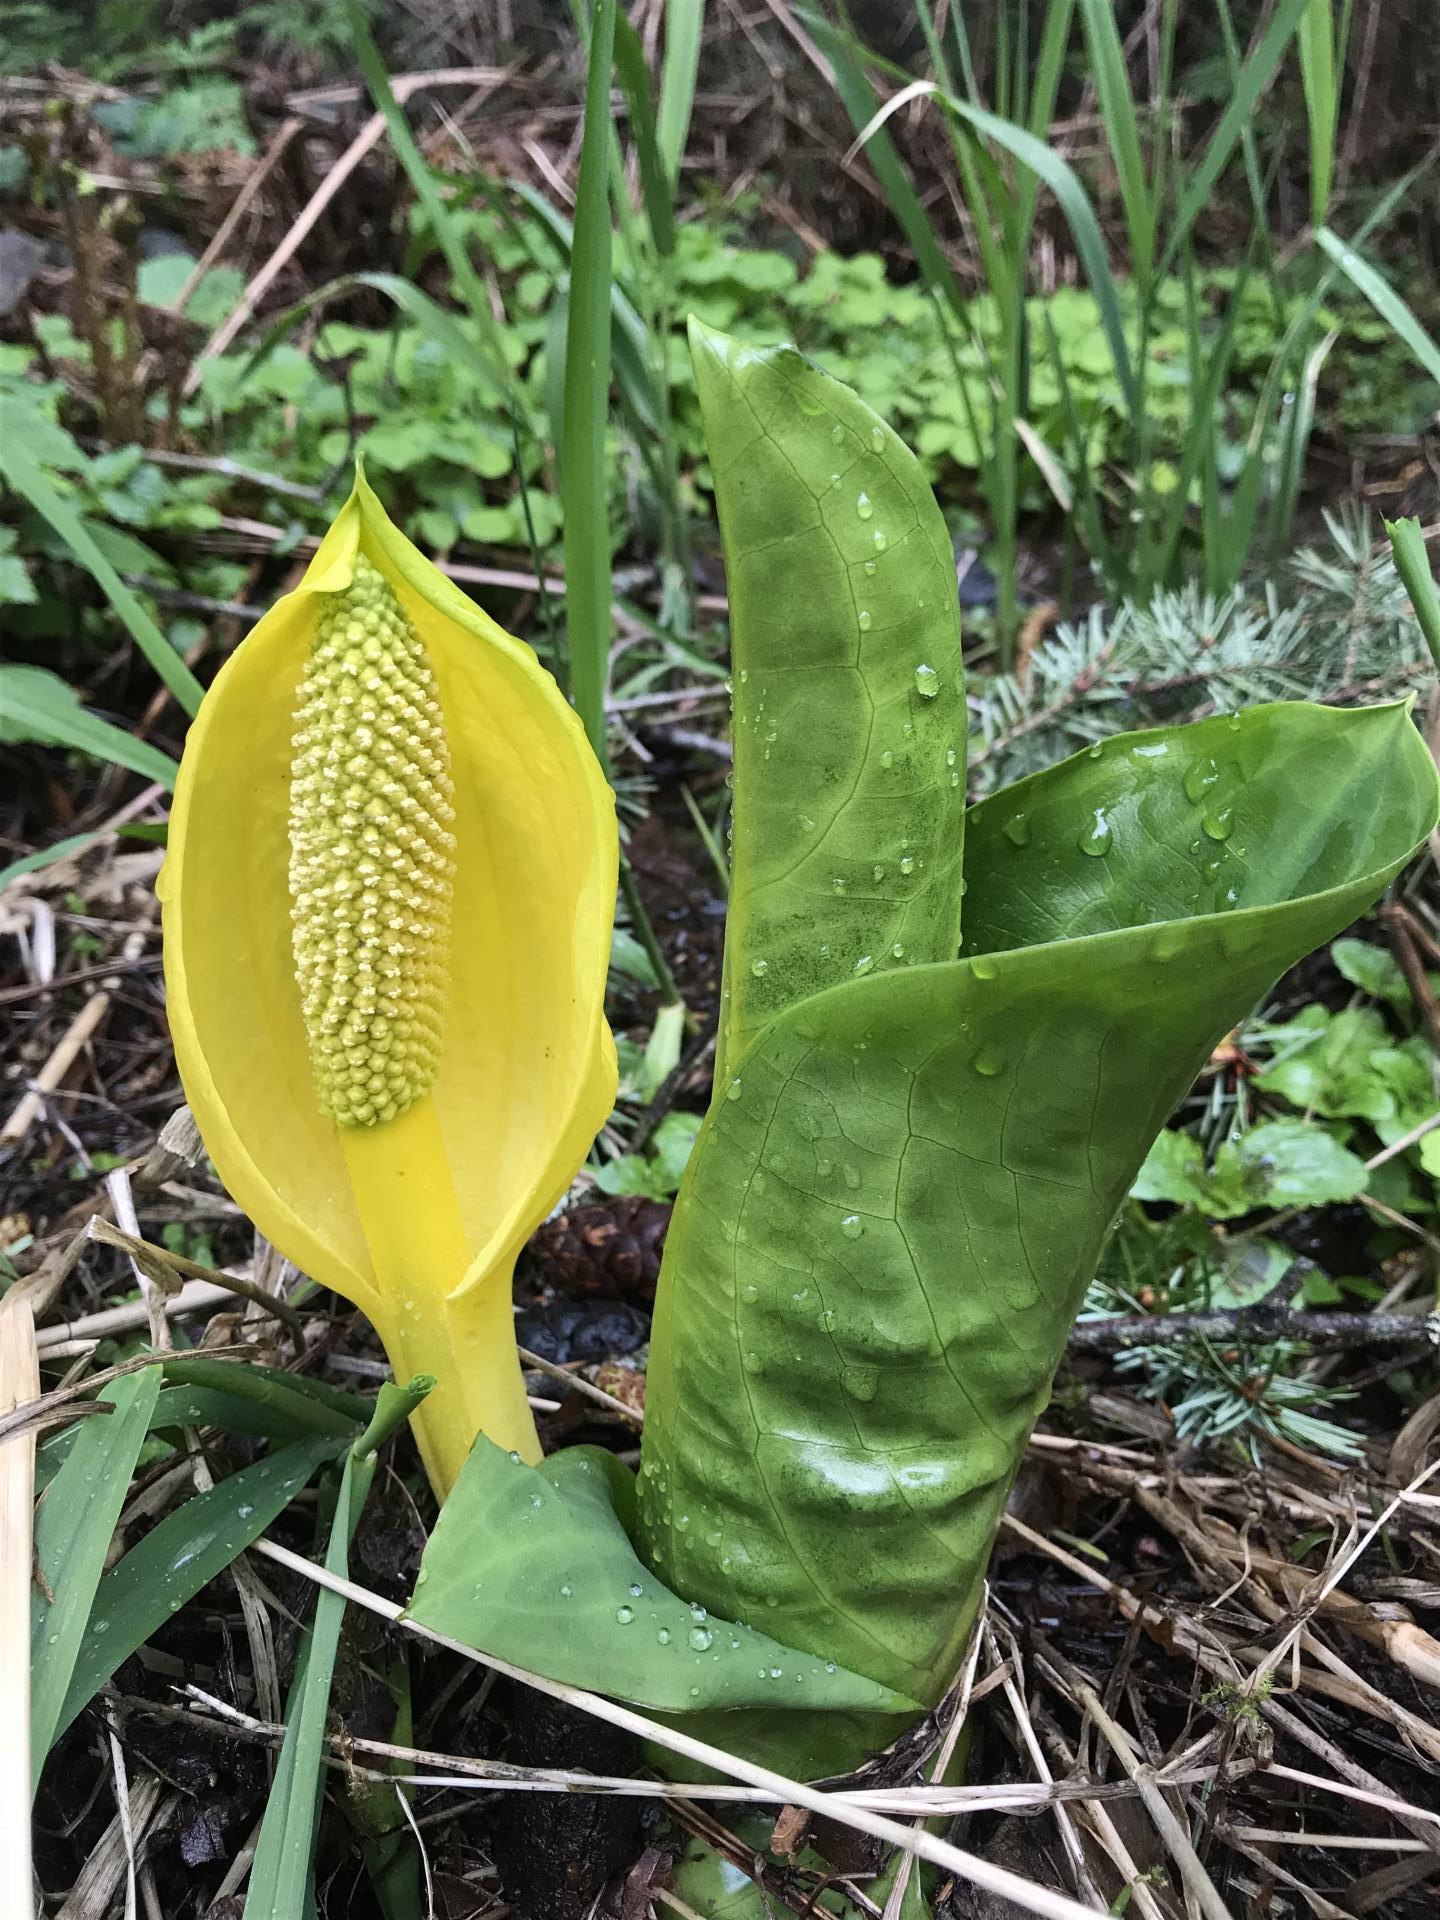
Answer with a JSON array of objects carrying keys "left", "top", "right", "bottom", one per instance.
[
  {"left": 690, "top": 322, "right": 966, "bottom": 1084},
  {"left": 54, "top": 1434, "right": 340, "bottom": 1744},
  {"left": 30, "top": 1366, "right": 162, "bottom": 1789},
  {"left": 0, "top": 666, "right": 180, "bottom": 791},
  {"left": 407, "top": 1436, "right": 919, "bottom": 1718},
  {"left": 638, "top": 335, "right": 1438, "bottom": 1772},
  {"left": 245, "top": 1380, "right": 431, "bottom": 1920}
]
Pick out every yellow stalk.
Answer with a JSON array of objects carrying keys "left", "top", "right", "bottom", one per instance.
[{"left": 340, "top": 1097, "right": 540, "bottom": 1494}]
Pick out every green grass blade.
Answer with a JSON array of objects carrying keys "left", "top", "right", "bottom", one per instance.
[
  {"left": 809, "top": 18, "right": 966, "bottom": 322},
  {"left": 614, "top": 12, "right": 676, "bottom": 256},
  {"left": 1386, "top": 517, "right": 1440, "bottom": 675},
  {"left": 54, "top": 1434, "right": 341, "bottom": 1744},
  {"left": 506, "top": 180, "right": 665, "bottom": 436},
  {"left": 0, "top": 666, "right": 180, "bottom": 790},
  {"left": 1039, "top": 306, "right": 1123, "bottom": 595},
  {"left": 0, "top": 827, "right": 126, "bottom": 893},
  {"left": 942, "top": 91, "right": 1136, "bottom": 418},
  {"left": 657, "top": 0, "right": 704, "bottom": 188},
  {"left": 1079, "top": 0, "right": 1154, "bottom": 288},
  {"left": 562, "top": 0, "right": 619, "bottom": 764},
  {"left": 30, "top": 1366, "right": 163, "bottom": 1790},
  {"left": 244, "top": 1382, "right": 430, "bottom": 1920},
  {"left": 0, "top": 438, "right": 203, "bottom": 718},
  {"left": 1266, "top": 323, "right": 1337, "bottom": 555},
  {"left": 246, "top": 273, "right": 514, "bottom": 415},
  {"left": 1316, "top": 227, "right": 1440, "bottom": 386},
  {"left": 341, "top": 0, "right": 525, "bottom": 426},
  {"left": 1297, "top": 0, "right": 1341, "bottom": 228},
  {"left": 1159, "top": 0, "right": 1312, "bottom": 279}
]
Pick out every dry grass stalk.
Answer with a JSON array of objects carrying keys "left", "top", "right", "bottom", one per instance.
[
  {"left": 248, "top": 1537, "right": 1106, "bottom": 1920},
  {"left": 1, "top": 988, "right": 113, "bottom": 1143},
  {"left": 0, "top": 1292, "right": 40, "bottom": 1920}
]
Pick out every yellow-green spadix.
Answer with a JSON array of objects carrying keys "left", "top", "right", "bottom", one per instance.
[{"left": 159, "top": 473, "right": 618, "bottom": 1495}]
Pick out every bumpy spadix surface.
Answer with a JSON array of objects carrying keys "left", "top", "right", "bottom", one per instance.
[{"left": 288, "top": 556, "right": 456, "bottom": 1127}]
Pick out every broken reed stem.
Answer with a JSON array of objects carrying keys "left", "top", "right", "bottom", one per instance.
[{"left": 0, "top": 1292, "right": 40, "bottom": 1920}]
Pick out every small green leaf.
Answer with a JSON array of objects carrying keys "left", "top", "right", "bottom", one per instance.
[{"left": 1331, "top": 936, "right": 1412, "bottom": 1012}]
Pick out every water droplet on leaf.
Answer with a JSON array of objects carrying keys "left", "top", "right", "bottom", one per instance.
[{"left": 1078, "top": 808, "right": 1112, "bottom": 857}]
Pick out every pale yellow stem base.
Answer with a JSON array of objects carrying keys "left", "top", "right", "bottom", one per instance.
[{"left": 340, "top": 1097, "right": 540, "bottom": 1497}]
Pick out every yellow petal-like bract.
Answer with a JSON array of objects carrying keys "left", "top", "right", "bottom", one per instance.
[{"left": 160, "top": 474, "right": 618, "bottom": 1493}]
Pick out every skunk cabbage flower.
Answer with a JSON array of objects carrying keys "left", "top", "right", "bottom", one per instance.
[{"left": 160, "top": 474, "right": 617, "bottom": 1494}]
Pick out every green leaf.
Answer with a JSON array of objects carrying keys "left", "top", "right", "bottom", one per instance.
[
  {"left": 341, "top": 0, "right": 523, "bottom": 423},
  {"left": 1317, "top": 229, "right": 1440, "bottom": 390},
  {"left": 1078, "top": 0, "right": 1154, "bottom": 289},
  {"left": 635, "top": 338, "right": 1438, "bottom": 1774},
  {"left": 1297, "top": 0, "right": 1342, "bottom": 228},
  {"left": 407, "top": 1436, "right": 919, "bottom": 1719},
  {"left": 31, "top": 1366, "right": 163, "bottom": 1789},
  {"left": 0, "top": 666, "right": 180, "bottom": 791},
  {"left": 245, "top": 1380, "right": 431, "bottom": 1920},
  {"left": 247, "top": 273, "right": 513, "bottom": 413},
  {"left": 613, "top": 12, "right": 675, "bottom": 256},
  {"left": 1255, "top": 1005, "right": 1430, "bottom": 1126},
  {"left": 1331, "top": 936, "right": 1412, "bottom": 1012},
  {"left": 1134, "top": 1120, "right": 1369, "bottom": 1218},
  {"left": 1384, "top": 515, "right": 1440, "bottom": 676},
  {"left": 688, "top": 323, "right": 967, "bottom": 1084},
  {"left": 151, "top": 1356, "right": 369, "bottom": 1441},
  {"left": 54, "top": 1434, "right": 341, "bottom": 1745},
  {"left": 0, "top": 826, "right": 127, "bottom": 892},
  {"left": 1159, "top": 0, "right": 1314, "bottom": 281},
  {"left": 0, "top": 434, "right": 203, "bottom": 717},
  {"left": 657, "top": 0, "right": 703, "bottom": 185},
  {"left": 561, "top": 0, "right": 619, "bottom": 763}
]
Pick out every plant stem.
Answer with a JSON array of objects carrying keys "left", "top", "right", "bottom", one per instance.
[
  {"left": 619, "top": 859, "right": 685, "bottom": 1014},
  {"left": 341, "top": 1099, "right": 541, "bottom": 1494}
]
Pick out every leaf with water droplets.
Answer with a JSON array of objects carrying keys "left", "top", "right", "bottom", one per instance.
[
  {"left": 407, "top": 1436, "right": 918, "bottom": 1717},
  {"left": 688, "top": 321, "right": 966, "bottom": 1082},
  {"left": 640, "top": 700, "right": 1437, "bottom": 1761}
]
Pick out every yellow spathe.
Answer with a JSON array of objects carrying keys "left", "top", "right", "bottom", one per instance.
[{"left": 159, "top": 472, "right": 618, "bottom": 1494}]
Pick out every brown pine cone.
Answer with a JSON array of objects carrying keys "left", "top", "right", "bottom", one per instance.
[{"left": 527, "top": 1194, "right": 670, "bottom": 1305}]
